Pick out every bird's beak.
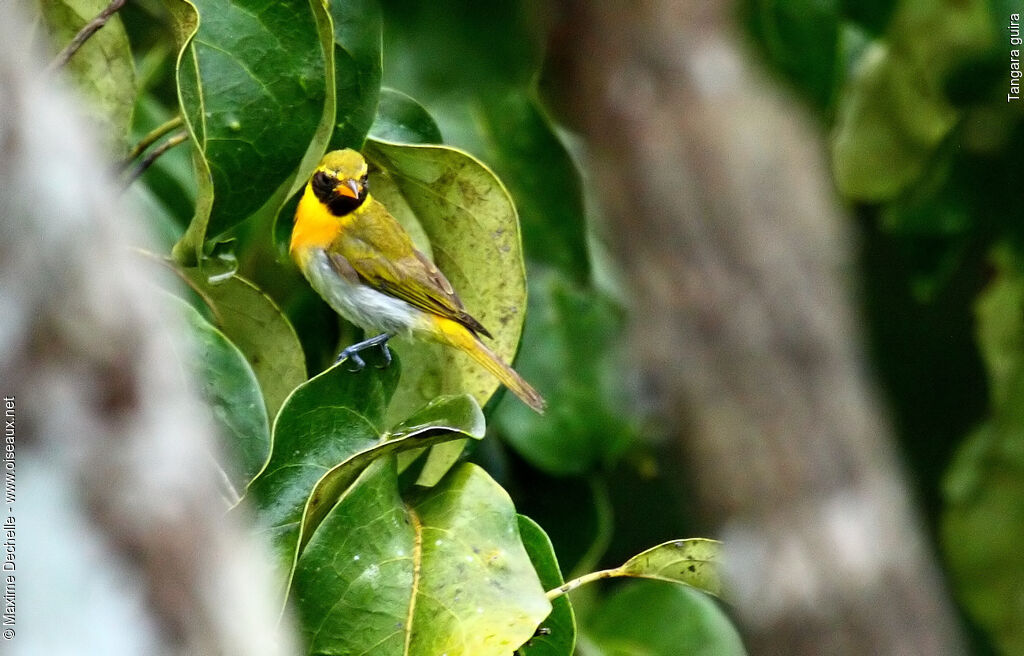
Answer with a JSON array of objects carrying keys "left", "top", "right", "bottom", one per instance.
[{"left": 336, "top": 179, "right": 361, "bottom": 199}]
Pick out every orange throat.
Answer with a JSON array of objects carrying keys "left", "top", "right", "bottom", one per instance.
[{"left": 291, "top": 185, "right": 342, "bottom": 258}]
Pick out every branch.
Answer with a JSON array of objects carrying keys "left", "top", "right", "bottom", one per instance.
[
  {"left": 552, "top": 1, "right": 966, "bottom": 653},
  {"left": 546, "top": 568, "right": 618, "bottom": 601},
  {"left": 123, "top": 130, "right": 190, "bottom": 187},
  {"left": 48, "top": 0, "right": 128, "bottom": 71},
  {"left": 123, "top": 115, "right": 184, "bottom": 165}
]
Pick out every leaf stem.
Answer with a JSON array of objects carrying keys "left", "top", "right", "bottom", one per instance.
[
  {"left": 123, "top": 116, "right": 185, "bottom": 166},
  {"left": 123, "top": 130, "right": 190, "bottom": 187},
  {"left": 546, "top": 567, "right": 621, "bottom": 601},
  {"left": 48, "top": 0, "right": 128, "bottom": 71}
]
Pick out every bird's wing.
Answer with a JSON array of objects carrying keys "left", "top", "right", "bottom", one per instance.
[{"left": 329, "top": 201, "right": 492, "bottom": 338}]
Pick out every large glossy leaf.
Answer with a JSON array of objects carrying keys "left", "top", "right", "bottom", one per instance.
[
  {"left": 267, "top": 0, "right": 383, "bottom": 263},
  {"left": 516, "top": 516, "right": 576, "bottom": 656},
  {"left": 831, "top": 0, "right": 993, "bottom": 200},
  {"left": 169, "top": 296, "right": 269, "bottom": 491},
  {"left": 379, "top": 5, "right": 590, "bottom": 280},
  {"left": 293, "top": 461, "right": 551, "bottom": 656},
  {"left": 369, "top": 87, "right": 443, "bottom": 144},
  {"left": 362, "top": 140, "right": 528, "bottom": 421},
  {"left": 178, "top": 269, "right": 306, "bottom": 419},
  {"left": 167, "top": 0, "right": 332, "bottom": 258},
  {"left": 583, "top": 580, "right": 746, "bottom": 656},
  {"left": 291, "top": 459, "right": 414, "bottom": 654},
  {"left": 246, "top": 362, "right": 487, "bottom": 598},
  {"left": 245, "top": 360, "right": 399, "bottom": 583},
  {"left": 299, "top": 395, "right": 485, "bottom": 553},
  {"left": 474, "top": 90, "right": 591, "bottom": 281},
  {"left": 39, "top": 0, "right": 136, "bottom": 151},
  {"left": 327, "top": 0, "right": 382, "bottom": 150}
]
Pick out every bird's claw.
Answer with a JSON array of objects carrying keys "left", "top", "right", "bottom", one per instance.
[
  {"left": 335, "top": 333, "right": 393, "bottom": 372},
  {"left": 336, "top": 348, "right": 366, "bottom": 372},
  {"left": 374, "top": 342, "right": 392, "bottom": 369}
]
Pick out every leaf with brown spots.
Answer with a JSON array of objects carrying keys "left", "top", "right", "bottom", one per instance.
[{"left": 363, "top": 139, "right": 528, "bottom": 484}]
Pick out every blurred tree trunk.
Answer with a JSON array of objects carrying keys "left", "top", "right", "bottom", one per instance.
[
  {"left": 0, "top": 5, "right": 296, "bottom": 654},
  {"left": 552, "top": 1, "right": 965, "bottom": 654}
]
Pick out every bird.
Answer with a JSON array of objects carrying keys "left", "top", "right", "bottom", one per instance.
[{"left": 289, "top": 148, "right": 545, "bottom": 413}]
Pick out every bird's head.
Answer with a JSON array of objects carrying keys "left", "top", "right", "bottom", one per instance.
[{"left": 310, "top": 149, "right": 370, "bottom": 215}]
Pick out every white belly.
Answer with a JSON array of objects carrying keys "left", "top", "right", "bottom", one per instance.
[{"left": 301, "top": 248, "right": 422, "bottom": 337}]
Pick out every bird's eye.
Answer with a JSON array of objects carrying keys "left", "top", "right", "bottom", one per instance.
[
  {"left": 361, "top": 174, "right": 369, "bottom": 190},
  {"left": 311, "top": 171, "right": 337, "bottom": 200}
]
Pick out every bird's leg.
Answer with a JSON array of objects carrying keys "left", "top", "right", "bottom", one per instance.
[
  {"left": 376, "top": 338, "right": 392, "bottom": 368},
  {"left": 336, "top": 332, "right": 393, "bottom": 372}
]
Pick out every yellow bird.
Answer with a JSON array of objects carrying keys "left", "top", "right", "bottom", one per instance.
[{"left": 290, "top": 149, "right": 545, "bottom": 413}]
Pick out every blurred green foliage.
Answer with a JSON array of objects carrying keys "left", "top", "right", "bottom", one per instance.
[{"left": 746, "top": 0, "right": 1024, "bottom": 652}]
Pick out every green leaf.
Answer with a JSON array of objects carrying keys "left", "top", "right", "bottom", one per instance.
[
  {"left": 245, "top": 359, "right": 400, "bottom": 585},
  {"left": 974, "top": 246, "right": 1024, "bottom": 406},
  {"left": 269, "top": 0, "right": 383, "bottom": 263},
  {"left": 39, "top": 0, "right": 136, "bottom": 151},
  {"left": 619, "top": 539, "right": 723, "bottom": 594},
  {"left": 942, "top": 415, "right": 1024, "bottom": 654},
  {"left": 387, "top": 393, "right": 486, "bottom": 439},
  {"left": 178, "top": 269, "right": 306, "bottom": 419},
  {"left": 299, "top": 394, "right": 485, "bottom": 554},
  {"left": 378, "top": 3, "right": 592, "bottom": 280},
  {"left": 840, "top": 0, "right": 896, "bottom": 34},
  {"left": 474, "top": 90, "right": 591, "bottom": 280},
  {"left": 379, "top": 0, "right": 542, "bottom": 98},
  {"left": 547, "top": 539, "right": 722, "bottom": 602},
  {"left": 169, "top": 296, "right": 269, "bottom": 491},
  {"left": 494, "top": 272, "right": 635, "bottom": 475},
  {"left": 369, "top": 87, "right": 444, "bottom": 144},
  {"left": 583, "top": 580, "right": 746, "bottom": 656},
  {"left": 293, "top": 461, "right": 551, "bottom": 656},
  {"left": 246, "top": 365, "right": 487, "bottom": 602},
  {"left": 831, "top": 0, "right": 994, "bottom": 200},
  {"left": 517, "top": 516, "right": 576, "bottom": 656},
  {"left": 292, "top": 459, "right": 414, "bottom": 654},
  {"left": 327, "top": 0, "right": 382, "bottom": 150},
  {"left": 362, "top": 140, "right": 528, "bottom": 422},
  {"left": 942, "top": 247, "right": 1024, "bottom": 654},
  {"left": 167, "top": 0, "right": 332, "bottom": 258},
  {"left": 878, "top": 140, "right": 971, "bottom": 236},
  {"left": 742, "top": 0, "right": 840, "bottom": 110}
]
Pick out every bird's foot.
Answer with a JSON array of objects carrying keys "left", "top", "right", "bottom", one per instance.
[{"left": 336, "top": 333, "right": 393, "bottom": 372}]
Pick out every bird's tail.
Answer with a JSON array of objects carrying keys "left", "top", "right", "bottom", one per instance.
[{"left": 433, "top": 317, "right": 546, "bottom": 414}]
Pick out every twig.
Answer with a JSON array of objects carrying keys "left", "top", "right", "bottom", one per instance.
[
  {"left": 48, "top": 0, "right": 128, "bottom": 71},
  {"left": 545, "top": 567, "right": 619, "bottom": 601},
  {"left": 123, "top": 130, "right": 189, "bottom": 187},
  {"left": 123, "top": 116, "right": 184, "bottom": 167}
]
